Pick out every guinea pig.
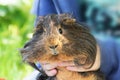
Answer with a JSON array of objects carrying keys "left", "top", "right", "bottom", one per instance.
[{"left": 20, "top": 14, "right": 104, "bottom": 80}]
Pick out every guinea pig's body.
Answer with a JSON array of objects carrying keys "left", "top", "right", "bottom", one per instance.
[{"left": 20, "top": 14, "right": 104, "bottom": 80}]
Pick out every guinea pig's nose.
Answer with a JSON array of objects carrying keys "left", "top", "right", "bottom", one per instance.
[{"left": 49, "top": 45, "right": 58, "bottom": 49}]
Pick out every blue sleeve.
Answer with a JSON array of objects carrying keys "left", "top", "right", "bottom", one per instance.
[
  {"left": 31, "top": 0, "right": 82, "bottom": 22},
  {"left": 96, "top": 36, "right": 120, "bottom": 80},
  {"left": 31, "top": 0, "right": 57, "bottom": 16}
]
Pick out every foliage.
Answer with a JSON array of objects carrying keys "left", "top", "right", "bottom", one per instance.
[{"left": 0, "top": 0, "right": 35, "bottom": 80}]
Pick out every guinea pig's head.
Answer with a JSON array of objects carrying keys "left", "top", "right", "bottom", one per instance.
[{"left": 20, "top": 14, "right": 97, "bottom": 68}]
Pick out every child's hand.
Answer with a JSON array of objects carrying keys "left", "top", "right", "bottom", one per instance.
[
  {"left": 41, "top": 62, "right": 58, "bottom": 76},
  {"left": 59, "top": 46, "right": 101, "bottom": 72}
]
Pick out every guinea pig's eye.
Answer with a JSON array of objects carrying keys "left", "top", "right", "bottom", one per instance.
[{"left": 58, "top": 28, "right": 62, "bottom": 34}]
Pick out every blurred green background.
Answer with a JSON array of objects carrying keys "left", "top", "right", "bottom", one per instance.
[{"left": 0, "top": 0, "right": 35, "bottom": 80}]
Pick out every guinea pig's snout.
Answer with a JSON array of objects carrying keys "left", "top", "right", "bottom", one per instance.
[
  {"left": 47, "top": 36, "right": 60, "bottom": 55},
  {"left": 49, "top": 45, "right": 58, "bottom": 55}
]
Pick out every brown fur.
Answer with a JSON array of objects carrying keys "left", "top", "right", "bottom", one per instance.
[{"left": 20, "top": 14, "right": 104, "bottom": 80}]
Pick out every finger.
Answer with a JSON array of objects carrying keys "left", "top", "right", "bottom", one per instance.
[
  {"left": 45, "top": 69, "right": 57, "bottom": 76},
  {"left": 42, "top": 63, "right": 58, "bottom": 71},
  {"left": 66, "top": 65, "right": 98, "bottom": 72},
  {"left": 66, "top": 66, "right": 88, "bottom": 72},
  {"left": 58, "top": 61, "right": 75, "bottom": 67}
]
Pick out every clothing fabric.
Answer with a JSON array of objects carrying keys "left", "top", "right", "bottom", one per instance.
[
  {"left": 31, "top": 0, "right": 82, "bottom": 22},
  {"left": 96, "top": 35, "right": 120, "bottom": 80}
]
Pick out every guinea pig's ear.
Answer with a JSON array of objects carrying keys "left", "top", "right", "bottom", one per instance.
[
  {"left": 35, "top": 16, "right": 44, "bottom": 26},
  {"left": 33, "top": 16, "right": 45, "bottom": 35},
  {"left": 59, "top": 13, "right": 72, "bottom": 18},
  {"left": 59, "top": 13, "right": 76, "bottom": 25},
  {"left": 62, "top": 18, "right": 76, "bottom": 25}
]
